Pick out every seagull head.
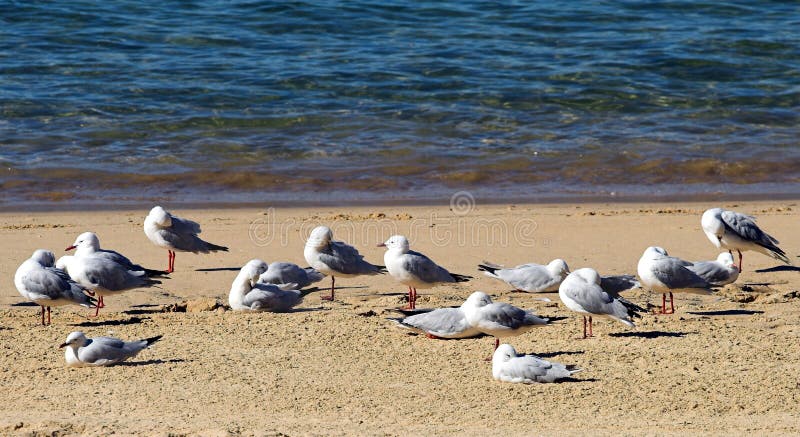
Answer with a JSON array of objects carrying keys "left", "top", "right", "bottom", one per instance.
[
  {"left": 493, "top": 343, "right": 517, "bottom": 363},
  {"left": 643, "top": 246, "right": 668, "bottom": 259},
  {"left": 241, "top": 259, "right": 269, "bottom": 286},
  {"left": 306, "top": 226, "right": 333, "bottom": 248},
  {"left": 701, "top": 208, "right": 725, "bottom": 247},
  {"left": 59, "top": 331, "right": 88, "bottom": 349},
  {"left": 573, "top": 267, "right": 601, "bottom": 285},
  {"left": 66, "top": 231, "right": 100, "bottom": 252},
  {"left": 547, "top": 259, "right": 570, "bottom": 277},
  {"left": 31, "top": 249, "right": 56, "bottom": 268},
  {"left": 377, "top": 235, "right": 409, "bottom": 252},
  {"left": 463, "top": 291, "right": 493, "bottom": 309},
  {"left": 147, "top": 206, "right": 173, "bottom": 227},
  {"left": 717, "top": 252, "right": 736, "bottom": 267}
]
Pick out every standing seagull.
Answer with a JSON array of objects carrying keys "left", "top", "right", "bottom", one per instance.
[
  {"left": 477, "top": 259, "right": 569, "bottom": 293},
  {"left": 492, "top": 344, "right": 582, "bottom": 384},
  {"left": 701, "top": 208, "right": 789, "bottom": 270},
  {"left": 65, "top": 231, "right": 167, "bottom": 277},
  {"left": 688, "top": 252, "right": 740, "bottom": 286},
  {"left": 462, "top": 291, "right": 549, "bottom": 355},
  {"left": 60, "top": 331, "right": 162, "bottom": 367},
  {"left": 14, "top": 250, "right": 95, "bottom": 325},
  {"left": 57, "top": 255, "right": 161, "bottom": 316},
  {"left": 258, "top": 262, "right": 325, "bottom": 290},
  {"left": 637, "top": 246, "right": 713, "bottom": 314},
  {"left": 379, "top": 235, "right": 471, "bottom": 309},
  {"left": 304, "top": 226, "right": 385, "bottom": 301},
  {"left": 559, "top": 268, "right": 644, "bottom": 338},
  {"left": 230, "top": 259, "right": 308, "bottom": 312},
  {"left": 144, "top": 206, "right": 228, "bottom": 273}
]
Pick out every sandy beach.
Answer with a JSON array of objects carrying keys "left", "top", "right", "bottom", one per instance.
[{"left": 1, "top": 200, "right": 798, "bottom": 435}]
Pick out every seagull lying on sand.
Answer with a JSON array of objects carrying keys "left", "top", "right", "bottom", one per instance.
[
  {"left": 688, "top": 252, "right": 740, "bottom": 286},
  {"left": 14, "top": 250, "right": 95, "bottom": 325},
  {"left": 701, "top": 208, "right": 790, "bottom": 270},
  {"left": 388, "top": 305, "right": 484, "bottom": 339},
  {"left": 492, "top": 344, "right": 582, "bottom": 384},
  {"left": 144, "top": 206, "right": 228, "bottom": 273},
  {"left": 462, "top": 291, "right": 549, "bottom": 356},
  {"left": 66, "top": 231, "right": 167, "bottom": 277},
  {"left": 60, "top": 331, "right": 162, "bottom": 367},
  {"left": 304, "top": 226, "right": 385, "bottom": 301},
  {"left": 230, "top": 259, "right": 308, "bottom": 312},
  {"left": 637, "top": 246, "right": 713, "bottom": 314},
  {"left": 478, "top": 259, "right": 569, "bottom": 293},
  {"left": 380, "top": 235, "right": 471, "bottom": 309},
  {"left": 559, "top": 268, "right": 645, "bottom": 338},
  {"left": 257, "top": 262, "right": 324, "bottom": 289}
]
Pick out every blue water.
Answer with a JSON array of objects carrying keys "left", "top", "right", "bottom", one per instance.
[{"left": 1, "top": 1, "right": 799, "bottom": 205}]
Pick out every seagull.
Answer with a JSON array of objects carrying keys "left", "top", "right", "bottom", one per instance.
[
  {"left": 558, "top": 268, "right": 645, "bottom": 338},
  {"left": 14, "top": 250, "right": 95, "bottom": 325},
  {"left": 59, "top": 331, "right": 162, "bottom": 367},
  {"left": 379, "top": 235, "right": 471, "bottom": 309},
  {"left": 257, "top": 262, "right": 325, "bottom": 290},
  {"left": 701, "top": 208, "right": 790, "bottom": 270},
  {"left": 144, "top": 206, "right": 228, "bottom": 273},
  {"left": 461, "top": 291, "right": 549, "bottom": 355},
  {"left": 637, "top": 246, "right": 713, "bottom": 314},
  {"left": 477, "top": 259, "right": 569, "bottom": 293},
  {"left": 492, "top": 344, "right": 582, "bottom": 384},
  {"left": 229, "top": 259, "right": 308, "bottom": 312},
  {"left": 304, "top": 226, "right": 385, "bottom": 301},
  {"left": 65, "top": 231, "right": 168, "bottom": 277},
  {"left": 388, "top": 305, "right": 484, "bottom": 339},
  {"left": 687, "top": 252, "right": 740, "bottom": 286},
  {"left": 57, "top": 254, "right": 161, "bottom": 316}
]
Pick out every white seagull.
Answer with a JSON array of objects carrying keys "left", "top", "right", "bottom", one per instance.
[
  {"left": 477, "top": 259, "right": 569, "bottom": 293},
  {"left": 257, "top": 262, "right": 325, "bottom": 290},
  {"left": 304, "top": 226, "right": 385, "bottom": 301},
  {"left": 14, "top": 250, "right": 95, "bottom": 325},
  {"left": 144, "top": 206, "right": 228, "bottom": 273},
  {"left": 229, "top": 259, "right": 307, "bottom": 312},
  {"left": 57, "top": 254, "right": 161, "bottom": 316},
  {"left": 388, "top": 305, "right": 483, "bottom": 339},
  {"left": 60, "top": 331, "right": 162, "bottom": 367},
  {"left": 379, "top": 235, "right": 471, "bottom": 309},
  {"left": 558, "top": 268, "right": 645, "bottom": 338},
  {"left": 65, "top": 231, "right": 167, "bottom": 277},
  {"left": 492, "top": 344, "right": 582, "bottom": 384},
  {"left": 462, "top": 291, "right": 549, "bottom": 355},
  {"left": 637, "top": 246, "right": 713, "bottom": 314},
  {"left": 701, "top": 208, "right": 789, "bottom": 270},
  {"left": 688, "top": 252, "right": 740, "bottom": 286}
]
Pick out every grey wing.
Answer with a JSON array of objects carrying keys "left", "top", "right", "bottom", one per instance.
[
  {"left": 687, "top": 262, "right": 730, "bottom": 285},
  {"left": 564, "top": 281, "right": 615, "bottom": 312},
  {"left": 499, "top": 265, "right": 556, "bottom": 291},
  {"left": 403, "top": 251, "right": 455, "bottom": 284},
  {"left": 170, "top": 214, "right": 203, "bottom": 235},
  {"left": 22, "top": 268, "right": 74, "bottom": 300},
  {"left": 600, "top": 275, "right": 640, "bottom": 296},
  {"left": 651, "top": 258, "right": 710, "bottom": 290},
  {"left": 320, "top": 241, "right": 381, "bottom": 275},
  {"left": 79, "top": 337, "right": 142, "bottom": 365},
  {"left": 402, "top": 308, "right": 473, "bottom": 337},
  {"left": 98, "top": 249, "right": 143, "bottom": 271},
  {"left": 482, "top": 303, "right": 543, "bottom": 329},
  {"left": 261, "top": 262, "right": 317, "bottom": 288},
  {"left": 85, "top": 259, "right": 153, "bottom": 291},
  {"left": 245, "top": 284, "right": 302, "bottom": 312},
  {"left": 510, "top": 356, "right": 575, "bottom": 383}
]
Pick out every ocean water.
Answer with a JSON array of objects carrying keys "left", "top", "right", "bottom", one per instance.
[{"left": 1, "top": 0, "right": 798, "bottom": 206}]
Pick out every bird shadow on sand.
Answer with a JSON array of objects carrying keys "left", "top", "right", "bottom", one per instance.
[
  {"left": 123, "top": 304, "right": 165, "bottom": 316},
  {"left": 561, "top": 377, "right": 598, "bottom": 383},
  {"left": 608, "top": 330, "right": 691, "bottom": 339},
  {"left": 533, "top": 350, "right": 585, "bottom": 359},
  {"left": 10, "top": 301, "right": 38, "bottom": 307},
  {"left": 117, "top": 358, "right": 186, "bottom": 367},
  {"left": 687, "top": 309, "right": 764, "bottom": 316},
  {"left": 541, "top": 316, "right": 570, "bottom": 324},
  {"left": 195, "top": 267, "right": 241, "bottom": 272},
  {"left": 71, "top": 317, "right": 149, "bottom": 327},
  {"left": 755, "top": 265, "right": 800, "bottom": 273}
]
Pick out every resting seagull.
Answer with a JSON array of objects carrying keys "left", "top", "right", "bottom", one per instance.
[
  {"left": 379, "top": 235, "right": 471, "bottom": 309},
  {"left": 230, "top": 259, "right": 308, "bottom": 312},
  {"left": 637, "top": 246, "right": 713, "bottom": 314},
  {"left": 559, "top": 268, "right": 644, "bottom": 338},
  {"left": 304, "top": 226, "right": 385, "bottom": 301},
  {"left": 388, "top": 305, "right": 483, "bottom": 340},
  {"left": 60, "top": 331, "right": 162, "bottom": 367},
  {"left": 144, "top": 206, "right": 228, "bottom": 273},
  {"left": 701, "top": 208, "right": 789, "bottom": 270},
  {"left": 65, "top": 231, "right": 167, "bottom": 277},
  {"left": 492, "top": 344, "right": 582, "bottom": 384},
  {"left": 478, "top": 259, "right": 569, "bottom": 293},
  {"left": 687, "top": 252, "right": 740, "bottom": 286},
  {"left": 14, "top": 250, "right": 95, "bottom": 325},
  {"left": 462, "top": 291, "right": 549, "bottom": 356},
  {"left": 258, "top": 262, "right": 325, "bottom": 290}
]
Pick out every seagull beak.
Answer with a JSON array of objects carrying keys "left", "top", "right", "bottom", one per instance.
[
  {"left": 58, "top": 343, "right": 68, "bottom": 348},
  {"left": 376, "top": 243, "right": 386, "bottom": 247},
  {"left": 65, "top": 245, "right": 76, "bottom": 251}
]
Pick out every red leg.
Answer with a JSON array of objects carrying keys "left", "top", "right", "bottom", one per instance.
[
  {"left": 737, "top": 250, "right": 743, "bottom": 271},
  {"left": 669, "top": 292, "right": 675, "bottom": 314},
  {"left": 47, "top": 306, "right": 51, "bottom": 325},
  {"left": 40, "top": 306, "right": 45, "bottom": 326},
  {"left": 662, "top": 293, "right": 667, "bottom": 314},
  {"left": 582, "top": 316, "right": 587, "bottom": 339},
  {"left": 588, "top": 316, "right": 593, "bottom": 337},
  {"left": 410, "top": 287, "right": 417, "bottom": 310},
  {"left": 405, "top": 286, "right": 413, "bottom": 309},
  {"left": 167, "top": 250, "right": 176, "bottom": 273},
  {"left": 321, "top": 276, "right": 335, "bottom": 301}
]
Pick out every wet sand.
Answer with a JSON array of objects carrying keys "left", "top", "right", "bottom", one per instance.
[{"left": 1, "top": 201, "right": 798, "bottom": 435}]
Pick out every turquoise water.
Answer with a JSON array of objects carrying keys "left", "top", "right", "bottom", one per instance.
[{"left": 1, "top": 1, "right": 798, "bottom": 205}]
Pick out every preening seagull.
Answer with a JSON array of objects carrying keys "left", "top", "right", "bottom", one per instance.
[
  {"left": 230, "top": 259, "right": 308, "bottom": 312},
  {"left": 701, "top": 208, "right": 789, "bottom": 270},
  {"left": 144, "top": 206, "right": 228, "bottom": 273},
  {"left": 637, "top": 246, "right": 713, "bottom": 314}
]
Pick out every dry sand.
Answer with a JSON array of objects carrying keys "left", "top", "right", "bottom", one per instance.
[{"left": 1, "top": 201, "right": 798, "bottom": 435}]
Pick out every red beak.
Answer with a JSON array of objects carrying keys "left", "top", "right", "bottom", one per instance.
[
  {"left": 376, "top": 243, "right": 386, "bottom": 247},
  {"left": 58, "top": 343, "right": 68, "bottom": 348},
  {"left": 65, "top": 245, "right": 76, "bottom": 251}
]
